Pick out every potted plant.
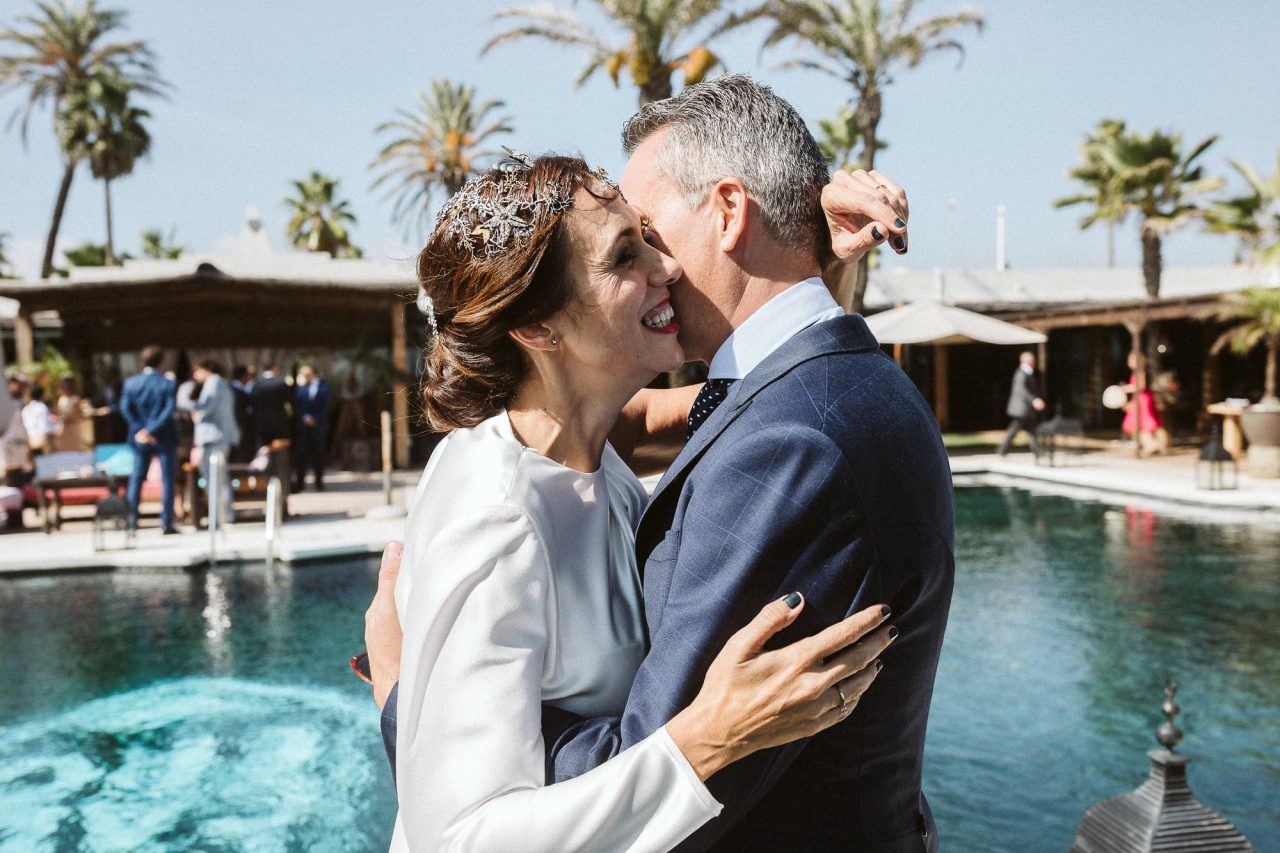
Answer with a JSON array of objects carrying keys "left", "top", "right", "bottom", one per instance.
[{"left": 1213, "top": 286, "right": 1280, "bottom": 477}]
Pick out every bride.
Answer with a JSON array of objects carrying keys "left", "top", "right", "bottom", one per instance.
[{"left": 389, "top": 152, "right": 893, "bottom": 851}]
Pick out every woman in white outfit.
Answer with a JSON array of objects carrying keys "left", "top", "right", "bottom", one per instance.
[{"left": 391, "top": 153, "right": 892, "bottom": 852}]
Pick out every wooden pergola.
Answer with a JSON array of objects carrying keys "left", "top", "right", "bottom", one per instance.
[{"left": 0, "top": 258, "right": 419, "bottom": 467}]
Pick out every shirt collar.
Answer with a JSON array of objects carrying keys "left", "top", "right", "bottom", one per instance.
[
  {"left": 1021, "top": 364, "right": 1035, "bottom": 375},
  {"left": 707, "top": 277, "right": 843, "bottom": 381}
]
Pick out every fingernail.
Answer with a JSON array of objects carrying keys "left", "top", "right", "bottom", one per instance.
[
  {"left": 888, "top": 625, "right": 899, "bottom": 641},
  {"left": 880, "top": 605, "right": 891, "bottom": 618},
  {"left": 894, "top": 218, "right": 906, "bottom": 229},
  {"left": 783, "top": 592, "right": 803, "bottom": 609},
  {"left": 388, "top": 541, "right": 403, "bottom": 555},
  {"left": 871, "top": 226, "right": 883, "bottom": 241},
  {"left": 875, "top": 659, "right": 884, "bottom": 672},
  {"left": 893, "top": 236, "right": 906, "bottom": 251}
]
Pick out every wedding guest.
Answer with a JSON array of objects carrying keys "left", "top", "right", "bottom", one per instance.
[
  {"left": 21, "top": 385, "right": 54, "bottom": 458},
  {"left": 53, "top": 377, "right": 98, "bottom": 453},
  {"left": 293, "top": 364, "right": 331, "bottom": 492},
  {"left": 2, "top": 377, "right": 30, "bottom": 486},
  {"left": 1120, "top": 352, "right": 1166, "bottom": 456},
  {"left": 120, "top": 346, "right": 178, "bottom": 533},
  {"left": 997, "top": 351, "right": 1046, "bottom": 457},
  {"left": 185, "top": 360, "right": 240, "bottom": 525},
  {"left": 252, "top": 362, "right": 291, "bottom": 443},
  {"left": 230, "top": 364, "right": 257, "bottom": 463}
]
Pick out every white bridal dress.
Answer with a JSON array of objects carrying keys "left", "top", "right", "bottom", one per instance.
[{"left": 390, "top": 412, "right": 722, "bottom": 852}]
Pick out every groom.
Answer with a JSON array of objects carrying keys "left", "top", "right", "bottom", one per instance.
[{"left": 368, "top": 76, "right": 953, "bottom": 851}]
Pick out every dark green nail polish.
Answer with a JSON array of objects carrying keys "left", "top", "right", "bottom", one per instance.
[
  {"left": 893, "top": 236, "right": 906, "bottom": 251},
  {"left": 894, "top": 218, "right": 906, "bottom": 229},
  {"left": 784, "top": 592, "right": 802, "bottom": 609},
  {"left": 880, "top": 605, "right": 891, "bottom": 618},
  {"left": 871, "top": 226, "right": 883, "bottom": 241}
]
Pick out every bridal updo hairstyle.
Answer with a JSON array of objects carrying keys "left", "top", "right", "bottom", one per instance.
[{"left": 416, "top": 154, "right": 617, "bottom": 432}]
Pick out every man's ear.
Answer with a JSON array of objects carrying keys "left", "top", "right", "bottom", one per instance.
[
  {"left": 711, "top": 177, "right": 749, "bottom": 253},
  {"left": 509, "top": 322, "right": 559, "bottom": 353}
]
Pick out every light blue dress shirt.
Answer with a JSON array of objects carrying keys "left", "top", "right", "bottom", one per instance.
[{"left": 706, "top": 277, "right": 844, "bottom": 381}]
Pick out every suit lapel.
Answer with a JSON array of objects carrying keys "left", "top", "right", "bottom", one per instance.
[{"left": 637, "top": 314, "right": 882, "bottom": 558}]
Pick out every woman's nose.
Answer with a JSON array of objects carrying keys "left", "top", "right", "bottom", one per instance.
[{"left": 652, "top": 250, "right": 682, "bottom": 288}]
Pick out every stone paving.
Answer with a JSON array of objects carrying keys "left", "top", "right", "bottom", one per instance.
[
  {"left": 951, "top": 440, "right": 1280, "bottom": 519},
  {"left": 0, "top": 471, "right": 420, "bottom": 575}
]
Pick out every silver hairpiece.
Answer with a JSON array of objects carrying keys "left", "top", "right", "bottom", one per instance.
[
  {"left": 417, "top": 289, "right": 439, "bottom": 340},
  {"left": 433, "top": 147, "right": 614, "bottom": 258}
]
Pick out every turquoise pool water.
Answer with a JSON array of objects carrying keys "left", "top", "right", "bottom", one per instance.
[{"left": 1, "top": 486, "right": 1277, "bottom": 851}]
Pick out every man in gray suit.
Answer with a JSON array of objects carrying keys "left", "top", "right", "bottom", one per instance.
[
  {"left": 188, "top": 359, "right": 240, "bottom": 525},
  {"left": 997, "top": 351, "right": 1046, "bottom": 456}
]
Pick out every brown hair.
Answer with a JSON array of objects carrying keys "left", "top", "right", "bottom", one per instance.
[
  {"left": 141, "top": 346, "right": 165, "bottom": 369},
  {"left": 417, "top": 154, "right": 615, "bottom": 432}
]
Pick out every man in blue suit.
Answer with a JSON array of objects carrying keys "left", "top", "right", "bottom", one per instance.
[
  {"left": 369, "top": 77, "right": 950, "bottom": 851},
  {"left": 119, "top": 346, "right": 178, "bottom": 534},
  {"left": 292, "top": 364, "right": 331, "bottom": 491}
]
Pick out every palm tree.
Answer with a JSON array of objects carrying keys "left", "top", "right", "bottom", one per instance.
[
  {"left": 816, "top": 104, "right": 861, "bottom": 171},
  {"left": 370, "top": 80, "right": 514, "bottom": 237},
  {"left": 285, "top": 170, "right": 362, "bottom": 258},
  {"left": 1205, "top": 151, "right": 1280, "bottom": 266},
  {"left": 1213, "top": 287, "right": 1280, "bottom": 405},
  {"left": 1052, "top": 118, "right": 1127, "bottom": 267},
  {"left": 58, "top": 69, "right": 151, "bottom": 265},
  {"left": 140, "top": 226, "right": 182, "bottom": 259},
  {"left": 485, "top": 1, "right": 728, "bottom": 106},
  {"left": 1056, "top": 120, "right": 1220, "bottom": 300},
  {"left": 719, "top": 0, "right": 984, "bottom": 312},
  {"left": 0, "top": 0, "right": 165, "bottom": 278}
]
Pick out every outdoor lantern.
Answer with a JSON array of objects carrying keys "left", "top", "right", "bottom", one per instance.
[
  {"left": 1071, "top": 680, "right": 1254, "bottom": 852},
  {"left": 1035, "top": 410, "right": 1085, "bottom": 467},
  {"left": 93, "top": 494, "right": 136, "bottom": 552},
  {"left": 1197, "top": 426, "right": 1239, "bottom": 491}
]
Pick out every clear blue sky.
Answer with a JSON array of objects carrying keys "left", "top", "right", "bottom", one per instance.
[{"left": 3, "top": 0, "right": 1278, "bottom": 279}]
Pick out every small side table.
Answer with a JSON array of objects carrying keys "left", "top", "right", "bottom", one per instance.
[
  {"left": 33, "top": 474, "right": 123, "bottom": 533},
  {"left": 1206, "top": 402, "right": 1248, "bottom": 458}
]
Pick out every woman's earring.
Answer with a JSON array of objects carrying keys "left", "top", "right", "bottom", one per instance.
[{"left": 550, "top": 336, "right": 559, "bottom": 347}]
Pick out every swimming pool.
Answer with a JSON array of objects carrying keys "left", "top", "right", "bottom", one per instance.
[{"left": 1, "top": 486, "right": 1276, "bottom": 851}]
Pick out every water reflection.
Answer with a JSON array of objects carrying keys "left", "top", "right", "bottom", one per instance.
[{"left": 930, "top": 488, "right": 1279, "bottom": 850}]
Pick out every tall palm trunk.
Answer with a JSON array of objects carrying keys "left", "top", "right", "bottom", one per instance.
[
  {"left": 103, "top": 176, "right": 116, "bottom": 266},
  {"left": 41, "top": 160, "right": 78, "bottom": 278},
  {"left": 1106, "top": 222, "right": 1115, "bottom": 267},
  {"left": 847, "top": 91, "right": 882, "bottom": 315},
  {"left": 638, "top": 74, "right": 674, "bottom": 106},
  {"left": 1140, "top": 226, "right": 1161, "bottom": 299}
]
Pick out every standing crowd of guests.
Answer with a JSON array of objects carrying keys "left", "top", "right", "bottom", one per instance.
[{"left": 1, "top": 346, "right": 332, "bottom": 532}]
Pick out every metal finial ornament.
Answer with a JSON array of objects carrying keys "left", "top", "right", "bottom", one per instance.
[
  {"left": 1070, "top": 676, "right": 1255, "bottom": 852},
  {"left": 432, "top": 148, "right": 615, "bottom": 259},
  {"left": 1157, "top": 677, "right": 1183, "bottom": 752}
]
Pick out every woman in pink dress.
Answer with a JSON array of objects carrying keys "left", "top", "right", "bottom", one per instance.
[{"left": 1121, "top": 353, "right": 1165, "bottom": 455}]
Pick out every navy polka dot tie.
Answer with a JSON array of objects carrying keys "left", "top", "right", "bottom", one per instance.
[{"left": 686, "top": 378, "right": 735, "bottom": 440}]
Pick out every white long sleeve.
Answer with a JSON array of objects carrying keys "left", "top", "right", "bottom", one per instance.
[{"left": 392, "top": 503, "right": 720, "bottom": 853}]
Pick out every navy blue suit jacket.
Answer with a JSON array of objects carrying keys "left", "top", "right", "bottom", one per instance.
[
  {"left": 119, "top": 371, "right": 178, "bottom": 449},
  {"left": 293, "top": 381, "right": 331, "bottom": 440},
  {"left": 543, "top": 315, "right": 954, "bottom": 852}
]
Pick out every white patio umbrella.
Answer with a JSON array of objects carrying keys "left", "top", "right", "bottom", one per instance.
[
  {"left": 866, "top": 300, "right": 1046, "bottom": 431},
  {"left": 865, "top": 299, "right": 1047, "bottom": 346}
]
